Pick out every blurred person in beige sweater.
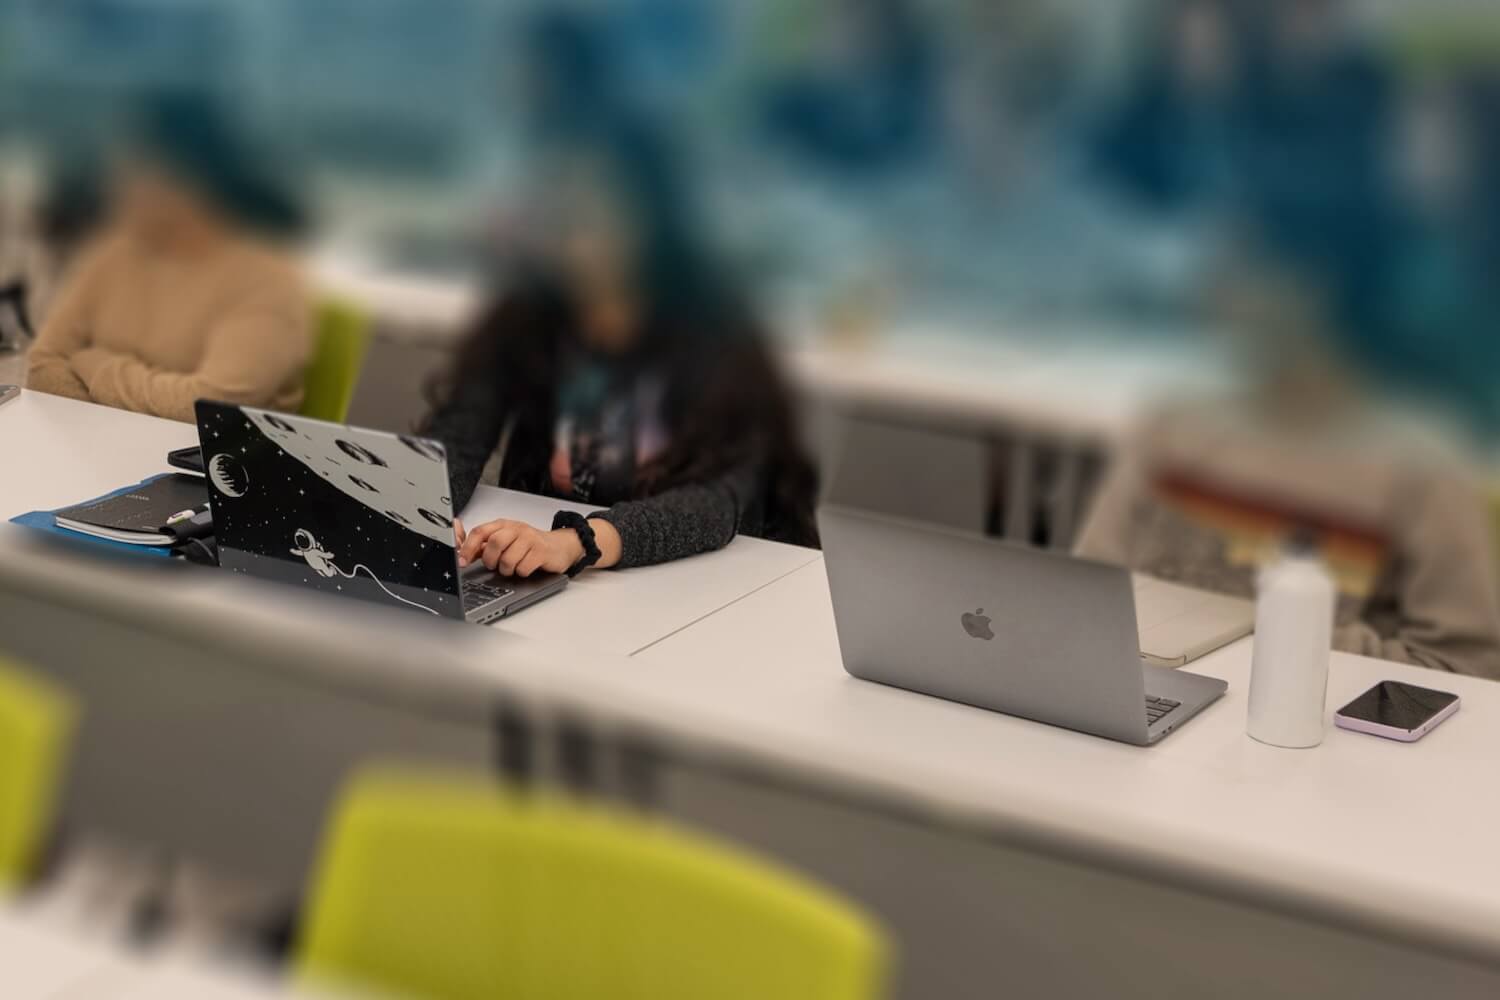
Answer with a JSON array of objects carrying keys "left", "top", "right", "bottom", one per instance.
[
  {"left": 29, "top": 94, "right": 309, "bottom": 423},
  {"left": 1076, "top": 278, "right": 1500, "bottom": 680}
]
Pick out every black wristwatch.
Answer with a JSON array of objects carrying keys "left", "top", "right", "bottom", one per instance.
[{"left": 552, "top": 511, "right": 603, "bottom": 577}]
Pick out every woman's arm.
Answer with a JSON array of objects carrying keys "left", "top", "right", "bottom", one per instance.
[
  {"left": 454, "top": 516, "right": 614, "bottom": 576},
  {"left": 593, "top": 461, "right": 762, "bottom": 568},
  {"left": 26, "top": 242, "right": 113, "bottom": 400},
  {"left": 455, "top": 462, "right": 764, "bottom": 576},
  {"left": 71, "top": 278, "right": 310, "bottom": 422}
]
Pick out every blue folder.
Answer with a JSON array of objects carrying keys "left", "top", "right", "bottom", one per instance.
[{"left": 9, "top": 474, "right": 180, "bottom": 558}]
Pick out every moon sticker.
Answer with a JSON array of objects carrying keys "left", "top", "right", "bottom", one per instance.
[
  {"left": 336, "top": 439, "right": 388, "bottom": 467},
  {"left": 208, "top": 453, "right": 250, "bottom": 498},
  {"left": 399, "top": 435, "right": 446, "bottom": 462}
]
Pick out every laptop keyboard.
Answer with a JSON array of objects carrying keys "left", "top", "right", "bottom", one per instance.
[
  {"left": 1146, "top": 695, "right": 1182, "bottom": 725},
  {"left": 462, "top": 579, "right": 514, "bottom": 611}
]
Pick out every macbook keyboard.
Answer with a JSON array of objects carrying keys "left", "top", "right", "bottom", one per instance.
[
  {"left": 463, "top": 580, "right": 514, "bottom": 610},
  {"left": 1146, "top": 695, "right": 1181, "bottom": 725}
]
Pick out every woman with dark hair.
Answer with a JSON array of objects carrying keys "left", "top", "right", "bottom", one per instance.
[
  {"left": 27, "top": 92, "right": 309, "bottom": 422},
  {"left": 424, "top": 132, "right": 818, "bottom": 577}
]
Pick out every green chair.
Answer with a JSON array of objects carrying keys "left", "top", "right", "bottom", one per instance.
[
  {"left": 297, "top": 767, "right": 889, "bottom": 1000},
  {"left": 0, "top": 656, "right": 75, "bottom": 893},
  {"left": 300, "top": 300, "right": 370, "bottom": 423},
  {"left": 1490, "top": 488, "right": 1500, "bottom": 577}
]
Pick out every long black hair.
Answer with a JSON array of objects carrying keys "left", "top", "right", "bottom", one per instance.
[{"left": 424, "top": 124, "right": 819, "bottom": 546}]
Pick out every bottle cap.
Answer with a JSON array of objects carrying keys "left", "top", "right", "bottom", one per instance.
[{"left": 1284, "top": 526, "right": 1321, "bottom": 557}]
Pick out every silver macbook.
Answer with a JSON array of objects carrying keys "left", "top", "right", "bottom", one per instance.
[
  {"left": 819, "top": 505, "right": 1228, "bottom": 745},
  {"left": 195, "top": 401, "right": 566, "bottom": 624}
]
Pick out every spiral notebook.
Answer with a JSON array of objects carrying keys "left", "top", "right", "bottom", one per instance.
[{"left": 52, "top": 473, "right": 208, "bottom": 546}]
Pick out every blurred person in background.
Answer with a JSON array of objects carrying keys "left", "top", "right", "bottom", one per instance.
[
  {"left": 27, "top": 92, "right": 309, "bottom": 423},
  {"left": 424, "top": 122, "right": 818, "bottom": 577},
  {"left": 1075, "top": 269, "right": 1500, "bottom": 680}
]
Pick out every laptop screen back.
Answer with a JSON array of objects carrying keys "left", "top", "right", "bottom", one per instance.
[{"left": 195, "top": 401, "right": 464, "bottom": 619}]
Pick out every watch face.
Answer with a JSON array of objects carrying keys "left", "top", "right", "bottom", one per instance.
[{"left": 1339, "top": 681, "right": 1458, "bottom": 730}]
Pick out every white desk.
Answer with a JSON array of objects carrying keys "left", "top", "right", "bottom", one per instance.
[
  {"left": 0, "top": 907, "right": 135, "bottom": 997},
  {"left": 634, "top": 558, "right": 1500, "bottom": 974},
  {"left": 0, "top": 390, "right": 196, "bottom": 519},
  {"left": 5, "top": 500, "right": 1500, "bottom": 998},
  {"left": 0, "top": 391, "right": 816, "bottom": 657},
  {"left": 7, "top": 393, "right": 1500, "bottom": 998},
  {"left": 0, "top": 907, "right": 353, "bottom": 999},
  {"left": 785, "top": 326, "right": 1232, "bottom": 444}
]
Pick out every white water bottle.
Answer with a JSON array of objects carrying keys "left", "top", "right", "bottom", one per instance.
[{"left": 1247, "top": 542, "right": 1335, "bottom": 748}]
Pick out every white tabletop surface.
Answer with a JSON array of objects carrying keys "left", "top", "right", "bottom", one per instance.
[
  {"left": 0, "top": 390, "right": 817, "bottom": 657},
  {"left": 0, "top": 906, "right": 351, "bottom": 999},
  {"left": 784, "top": 325, "right": 1233, "bottom": 442},
  {"left": 0, "top": 906, "right": 136, "bottom": 997},
  {"left": 632, "top": 557, "right": 1500, "bottom": 964},
  {"left": 7, "top": 389, "right": 1500, "bottom": 968}
]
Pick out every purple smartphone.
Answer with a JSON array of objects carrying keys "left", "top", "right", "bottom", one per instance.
[{"left": 1334, "top": 681, "right": 1460, "bottom": 742}]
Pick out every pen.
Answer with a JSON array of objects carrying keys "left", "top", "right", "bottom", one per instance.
[{"left": 166, "top": 505, "right": 208, "bottom": 525}]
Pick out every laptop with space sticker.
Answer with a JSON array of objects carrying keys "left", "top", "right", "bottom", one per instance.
[{"left": 193, "top": 400, "right": 567, "bottom": 625}]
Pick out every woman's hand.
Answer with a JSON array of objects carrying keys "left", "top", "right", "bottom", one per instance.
[{"left": 454, "top": 517, "right": 584, "bottom": 577}]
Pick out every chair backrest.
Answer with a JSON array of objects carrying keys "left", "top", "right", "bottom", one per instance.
[
  {"left": 1491, "top": 487, "right": 1500, "bottom": 581},
  {"left": 297, "top": 768, "right": 889, "bottom": 1000},
  {"left": 0, "top": 657, "right": 74, "bottom": 892},
  {"left": 300, "top": 300, "right": 370, "bottom": 424}
]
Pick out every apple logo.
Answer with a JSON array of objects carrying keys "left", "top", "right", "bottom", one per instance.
[{"left": 961, "top": 608, "right": 994, "bottom": 640}]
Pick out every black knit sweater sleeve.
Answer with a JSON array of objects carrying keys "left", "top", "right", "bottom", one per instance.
[
  {"left": 426, "top": 377, "right": 509, "bottom": 514},
  {"left": 593, "top": 460, "right": 764, "bottom": 569}
]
